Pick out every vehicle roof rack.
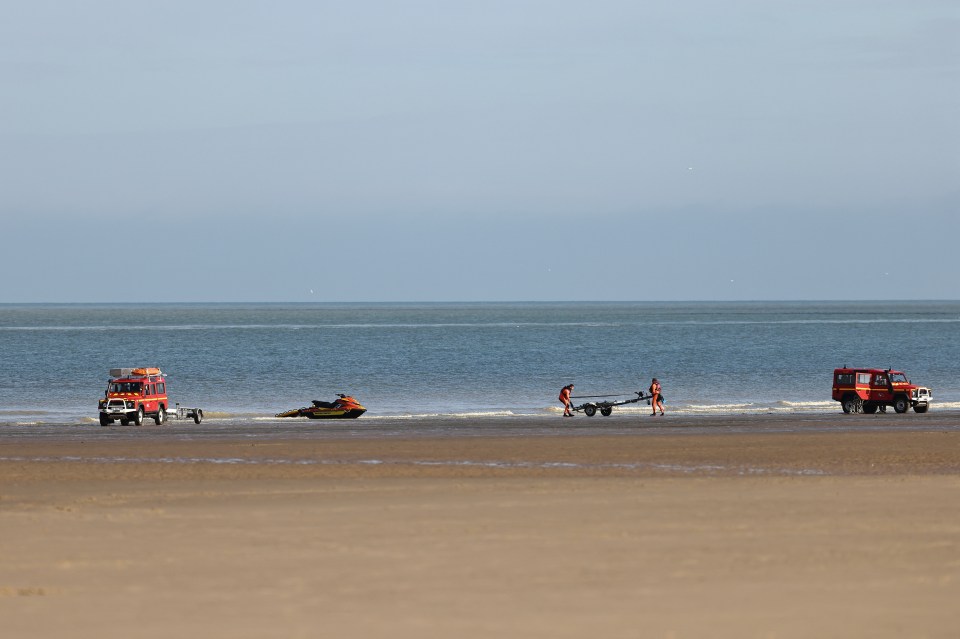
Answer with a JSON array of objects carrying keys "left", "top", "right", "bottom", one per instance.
[{"left": 109, "top": 367, "right": 163, "bottom": 378}]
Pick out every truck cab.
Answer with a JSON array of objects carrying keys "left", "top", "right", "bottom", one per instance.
[
  {"left": 98, "top": 367, "right": 169, "bottom": 426},
  {"left": 832, "top": 367, "right": 932, "bottom": 414}
]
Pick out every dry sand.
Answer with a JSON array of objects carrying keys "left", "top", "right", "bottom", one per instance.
[{"left": 2, "top": 418, "right": 959, "bottom": 638}]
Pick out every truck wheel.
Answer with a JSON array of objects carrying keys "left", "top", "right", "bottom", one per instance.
[
  {"left": 134, "top": 407, "right": 144, "bottom": 426},
  {"left": 600, "top": 406, "right": 613, "bottom": 416},
  {"left": 893, "top": 396, "right": 909, "bottom": 413},
  {"left": 841, "top": 396, "right": 862, "bottom": 414},
  {"left": 193, "top": 409, "right": 203, "bottom": 424},
  {"left": 583, "top": 404, "right": 597, "bottom": 417},
  {"left": 155, "top": 405, "right": 165, "bottom": 425},
  {"left": 99, "top": 414, "right": 112, "bottom": 426},
  {"left": 913, "top": 404, "right": 929, "bottom": 414}
]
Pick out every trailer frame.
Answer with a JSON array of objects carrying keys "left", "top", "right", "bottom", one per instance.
[
  {"left": 573, "top": 391, "right": 652, "bottom": 417},
  {"left": 174, "top": 403, "right": 204, "bottom": 424}
]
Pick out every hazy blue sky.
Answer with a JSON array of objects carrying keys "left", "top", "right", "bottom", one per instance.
[{"left": 2, "top": 1, "right": 957, "bottom": 302}]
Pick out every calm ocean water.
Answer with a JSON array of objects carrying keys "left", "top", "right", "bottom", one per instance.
[{"left": 1, "top": 301, "right": 958, "bottom": 424}]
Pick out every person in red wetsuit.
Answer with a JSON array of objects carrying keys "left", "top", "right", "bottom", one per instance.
[
  {"left": 649, "top": 378, "right": 664, "bottom": 416},
  {"left": 559, "top": 384, "right": 575, "bottom": 417}
]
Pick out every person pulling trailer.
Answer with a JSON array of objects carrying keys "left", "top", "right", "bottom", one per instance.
[
  {"left": 559, "top": 384, "right": 575, "bottom": 417},
  {"left": 649, "top": 378, "right": 665, "bottom": 416}
]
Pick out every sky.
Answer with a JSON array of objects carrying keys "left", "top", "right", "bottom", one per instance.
[{"left": 1, "top": 0, "right": 957, "bottom": 302}]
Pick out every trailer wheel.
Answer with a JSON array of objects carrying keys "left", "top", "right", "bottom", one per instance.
[
  {"left": 193, "top": 409, "right": 203, "bottom": 424},
  {"left": 120, "top": 418, "right": 130, "bottom": 426},
  {"left": 893, "top": 396, "right": 909, "bottom": 413},
  {"left": 913, "top": 404, "right": 929, "bottom": 414},
  {"left": 600, "top": 406, "right": 612, "bottom": 417},
  {"left": 583, "top": 404, "right": 597, "bottom": 417},
  {"left": 99, "top": 414, "right": 112, "bottom": 426},
  {"left": 862, "top": 402, "right": 878, "bottom": 414}
]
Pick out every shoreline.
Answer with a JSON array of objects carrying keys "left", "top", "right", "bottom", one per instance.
[
  {"left": 5, "top": 402, "right": 960, "bottom": 427},
  {"left": 4, "top": 405, "right": 960, "bottom": 425}
]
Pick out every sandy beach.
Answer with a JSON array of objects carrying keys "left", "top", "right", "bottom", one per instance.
[{"left": 2, "top": 414, "right": 959, "bottom": 638}]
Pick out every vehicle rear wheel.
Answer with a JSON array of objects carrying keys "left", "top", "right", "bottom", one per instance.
[
  {"left": 893, "top": 396, "right": 909, "bottom": 414},
  {"left": 134, "top": 406, "right": 144, "bottom": 426},
  {"left": 583, "top": 404, "right": 597, "bottom": 417},
  {"left": 155, "top": 405, "right": 165, "bottom": 425},
  {"left": 913, "top": 404, "right": 929, "bottom": 414},
  {"left": 841, "top": 396, "right": 862, "bottom": 414},
  {"left": 600, "top": 406, "right": 612, "bottom": 417},
  {"left": 193, "top": 409, "right": 203, "bottom": 424}
]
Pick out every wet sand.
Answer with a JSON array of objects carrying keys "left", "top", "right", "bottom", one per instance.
[{"left": 2, "top": 415, "right": 959, "bottom": 638}]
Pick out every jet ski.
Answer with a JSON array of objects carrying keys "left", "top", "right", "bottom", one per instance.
[{"left": 276, "top": 394, "right": 367, "bottom": 419}]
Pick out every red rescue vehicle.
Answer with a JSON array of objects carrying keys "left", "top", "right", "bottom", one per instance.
[
  {"left": 98, "top": 368, "right": 203, "bottom": 426},
  {"left": 832, "top": 367, "right": 932, "bottom": 414}
]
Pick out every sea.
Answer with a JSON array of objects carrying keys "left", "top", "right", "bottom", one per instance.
[{"left": 1, "top": 301, "right": 959, "bottom": 425}]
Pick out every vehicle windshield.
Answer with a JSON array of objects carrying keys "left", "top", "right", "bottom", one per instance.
[
  {"left": 110, "top": 382, "right": 142, "bottom": 393},
  {"left": 889, "top": 373, "right": 908, "bottom": 383}
]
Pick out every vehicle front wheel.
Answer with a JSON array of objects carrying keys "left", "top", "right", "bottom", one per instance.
[
  {"left": 893, "top": 396, "right": 910, "bottom": 414},
  {"left": 155, "top": 405, "right": 165, "bottom": 425},
  {"left": 841, "top": 396, "right": 862, "bottom": 414},
  {"left": 134, "top": 407, "right": 144, "bottom": 426}
]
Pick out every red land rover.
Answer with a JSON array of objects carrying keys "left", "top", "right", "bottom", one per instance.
[
  {"left": 98, "top": 367, "right": 169, "bottom": 426},
  {"left": 832, "top": 367, "right": 932, "bottom": 414}
]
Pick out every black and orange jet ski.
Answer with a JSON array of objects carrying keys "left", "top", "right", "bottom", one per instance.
[{"left": 276, "top": 394, "right": 367, "bottom": 419}]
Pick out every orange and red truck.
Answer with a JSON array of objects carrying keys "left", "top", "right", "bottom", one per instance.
[
  {"left": 832, "top": 367, "right": 932, "bottom": 414},
  {"left": 98, "top": 368, "right": 203, "bottom": 426}
]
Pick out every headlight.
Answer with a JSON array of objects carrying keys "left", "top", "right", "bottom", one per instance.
[{"left": 126, "top": 401, "right": 135, "bottom": 409}]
